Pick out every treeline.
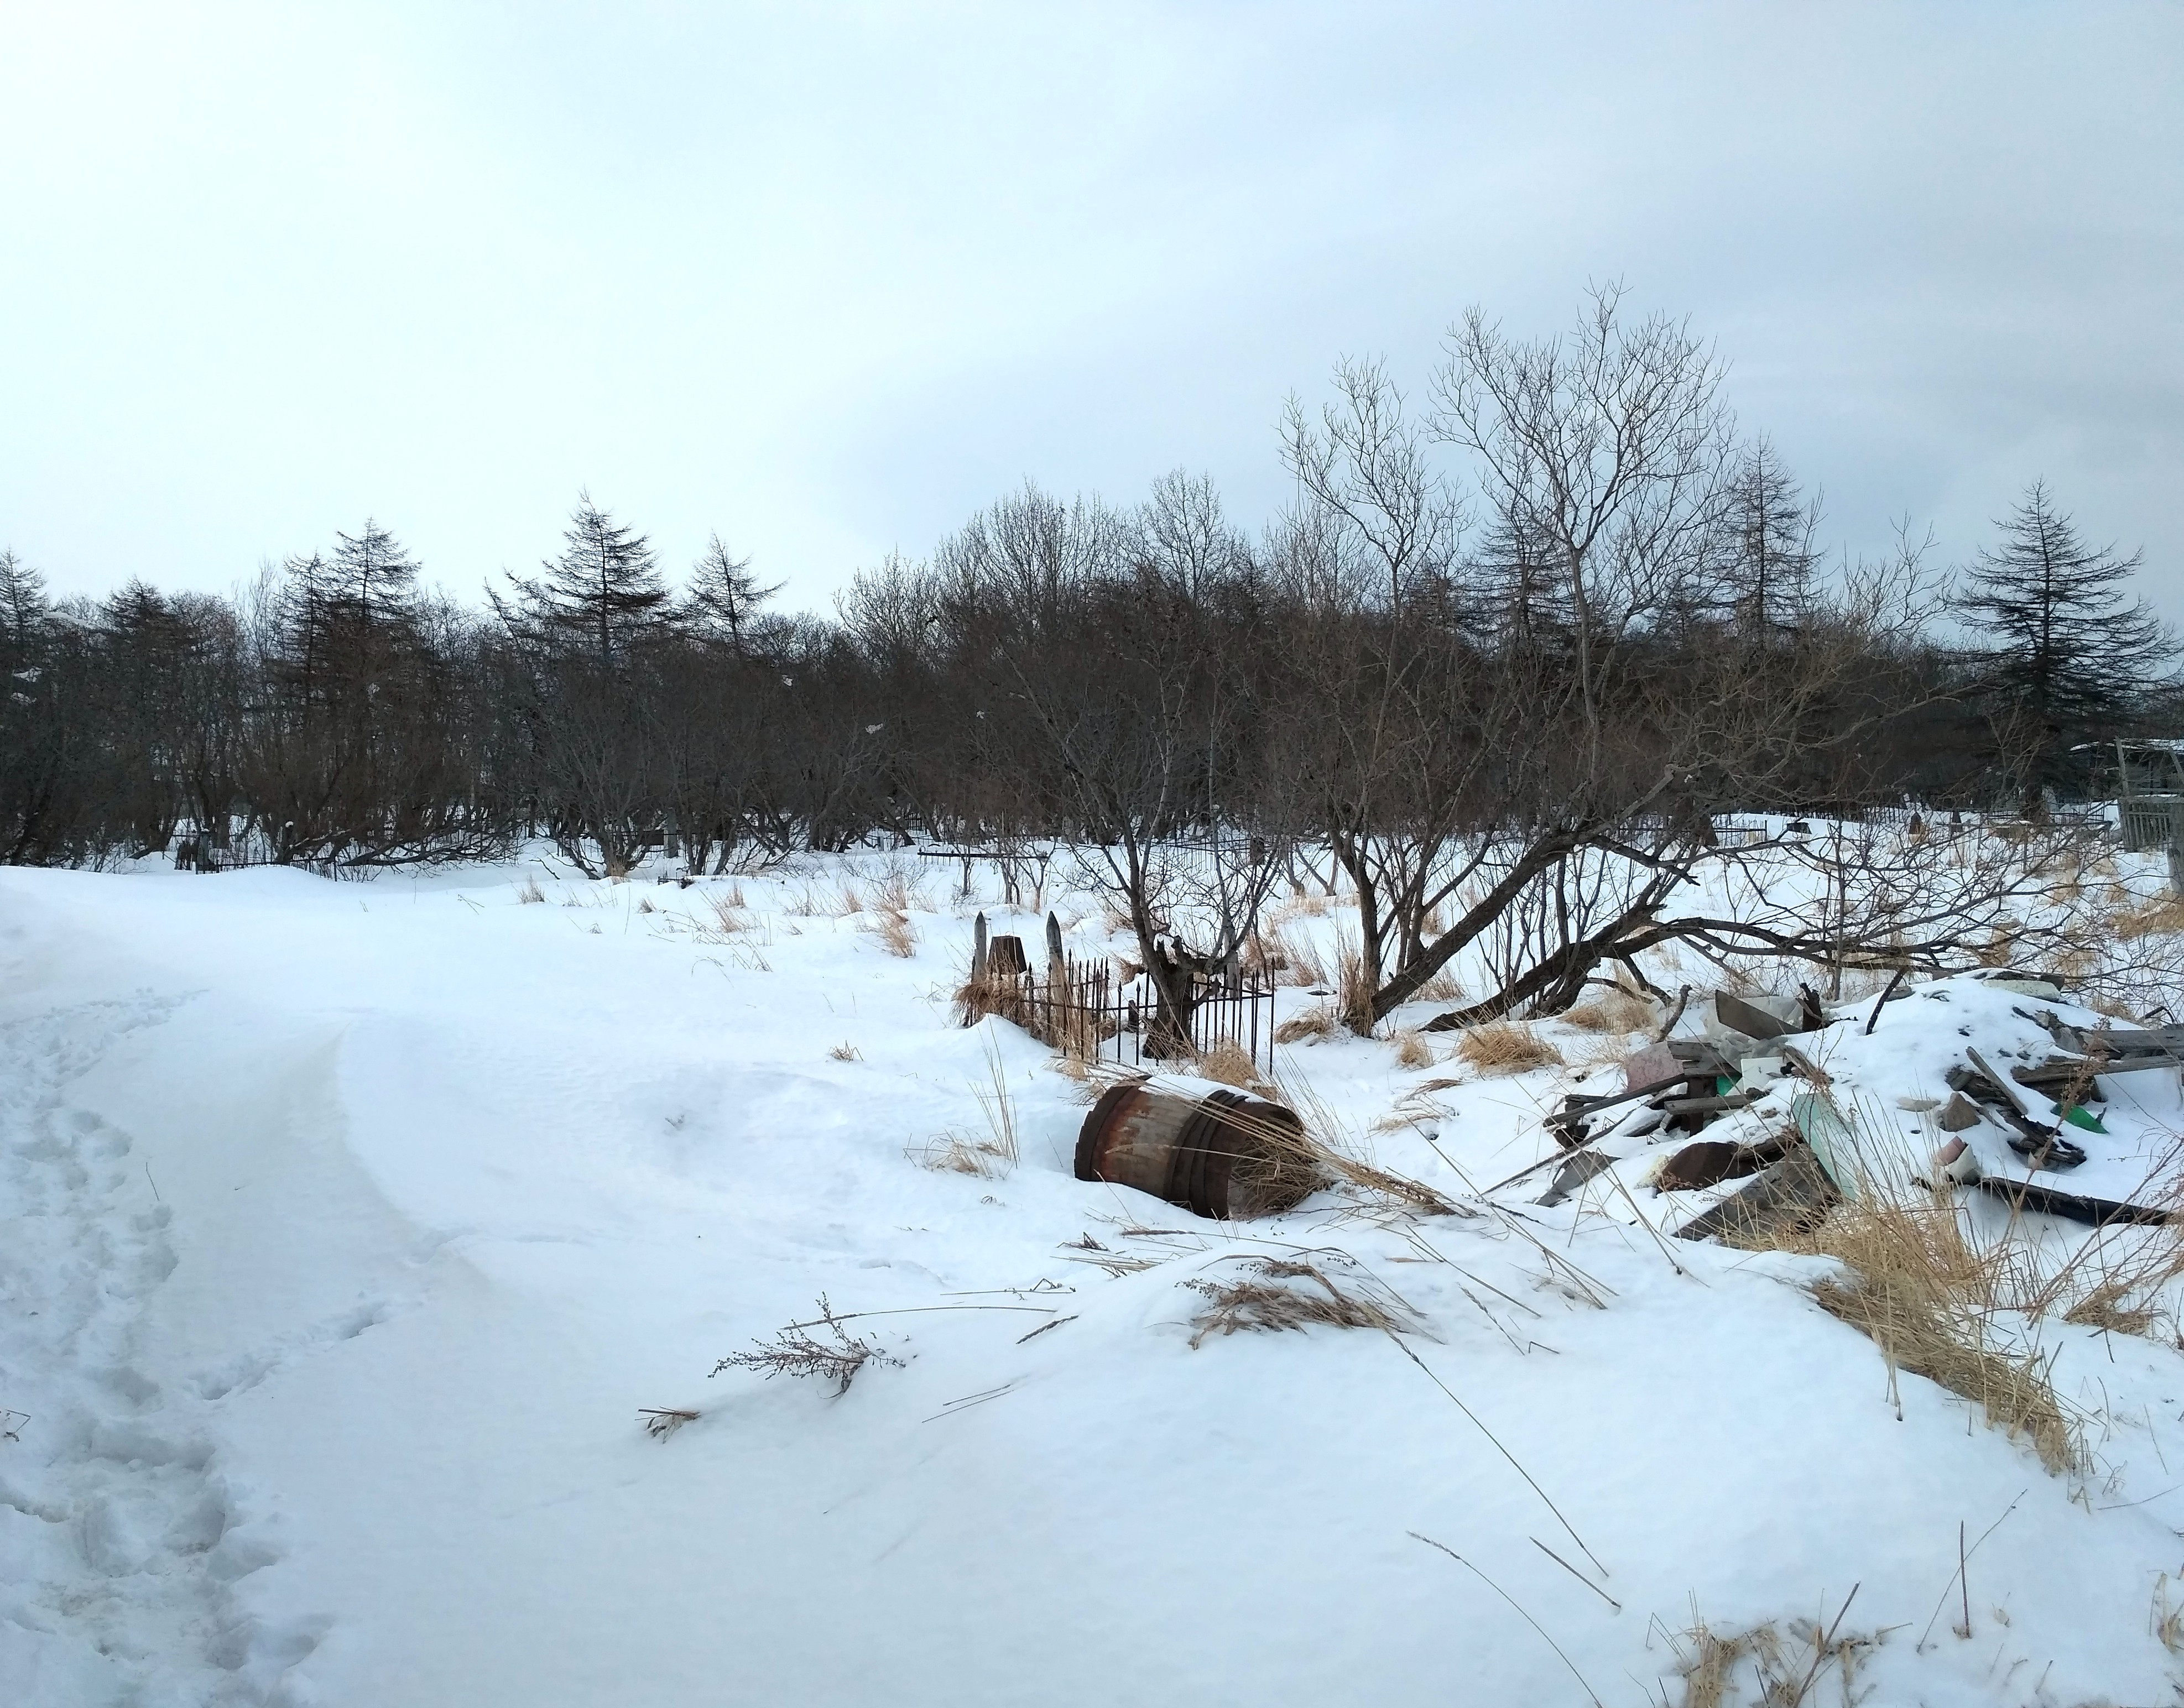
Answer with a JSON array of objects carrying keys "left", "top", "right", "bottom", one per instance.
[
  {"left": 0, "top": 290, "right": 2168, "bottom": 1018},
  {"left": 0, "top": 474, "right": 1959, "bottom": 876}
]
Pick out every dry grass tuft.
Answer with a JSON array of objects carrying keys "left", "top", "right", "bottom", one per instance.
[
  {"left": 1390, "top": 1029, "right": 1434, "bottom": 1069},
  {"left": 1755, "top": 1106, "right": 2119, "bottom": 1475},
  {"left": 1659, "top": 1606, "right": 1875, "bottom": 1708},
  {"left": 1266, "top": 1073, "right": 1465, "bottom": 1218},
  {"left": 1455, "top": 1019, "right": 1563, "bottom": 1075},
  {"left": 1283, "top": 934, "right": 1332, "bottom": 989},
  {"left": 636, "top": 896, "right": 654, "bottom": 913},
  {"left": 1410, "top": 966, "right": 1465, "bottom": 1003},
  {"left": 2155, "top": 1575, "right": 2184, "bottom": 1654},
  {"left": 1274, "top": 1003, "right": 1340, "bottom": 1045},
  {"left": 827, "top": 1041, "right": 861, "bottom": 1062},
  {"left": 1064, "top": 1059, "right": 1150, "bottom": 1107},
  {"left": 517, "top": 875, "right": 546, "bottom": 903},
  {"left": 2062, "top": 1279, "right": 2159, "bottom": 1337},
  {"left": 1183, "top": 1256, "right": 1420, "bottom": 1349},
  {"left": 953, "top": 957, "right": 1111, "bottom": 1059},
  {"left": 955, "top": 968, "right": 1029, "bottom": 1030},
  {"left": 915, "top": 1130, "right": 1010, "bottom": 1176},
  {"left": 868, "top": 873, "right": 927, "bottom": 915},
  {"left": 2114, "top": 891, "right": 2184, "bottom": 940},
  {"left": 1563, "top": 989, "right": 1657, "bottom": 1034},
  {"left": 1335, "top": 943, "right": 1375, "bottom": 1032},
  {"left": 869, "top": 909, "right": 918, "bottom": 957},
  {"left": 1247, "top": 924, "right": 1325, "bottom": 988},
  {"left": 1805, "top": 1263, "right": 2077, "bottom": 1474},
  {"left": 910, "top": 1035, "right": 1020, "bottom": 1177},
  {"left": 1197, "top": 1037, "right": 1262, "bottom": 1089},
  {"left": 683, "top": 890, "right": 774, "bottom": 969}
]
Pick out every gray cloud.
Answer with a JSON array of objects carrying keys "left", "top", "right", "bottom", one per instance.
[{"left": 2, "top": 2, "right": 2177, "bottom": 615}]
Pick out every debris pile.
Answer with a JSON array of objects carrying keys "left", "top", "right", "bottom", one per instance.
[{"left": 1525, "top": 972, "right": 2183, "bottom": 1242}]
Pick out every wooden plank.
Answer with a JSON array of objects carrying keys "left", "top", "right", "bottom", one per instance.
[
  {"left": 1673, "top": 1143, "right": 1838, "bottom": 1245},
  {"left": 1542, "top": 1073, "right": 1698, "bottom": 1133}
]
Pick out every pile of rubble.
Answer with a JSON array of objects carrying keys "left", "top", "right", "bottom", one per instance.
[{"left": 1521, "top": 973, "right": 2183, "bottom": 1242}]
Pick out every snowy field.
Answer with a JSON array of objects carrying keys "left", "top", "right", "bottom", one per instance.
[{"left": 7, "top": 850, "right": 2184, "bottom": 1706}]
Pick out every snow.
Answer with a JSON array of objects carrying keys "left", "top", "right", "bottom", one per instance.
[{"left": 6, "top": 854, "right": 2184, "bottom": 1705}]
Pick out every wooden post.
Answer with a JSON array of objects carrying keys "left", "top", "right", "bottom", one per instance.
[{"left": 973, "top": 912, "right": 988, "bottom": 979}]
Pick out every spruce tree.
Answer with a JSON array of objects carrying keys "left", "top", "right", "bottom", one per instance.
[
  {"left": 1473, "top": 510, "right": 1571, "bottom": 650},
  {"left": 1723, "top": 437, "right": 1818, "bottom": 642},
  {"left": 1955, "top": 480, "right": 2174, "bottom": 786}
]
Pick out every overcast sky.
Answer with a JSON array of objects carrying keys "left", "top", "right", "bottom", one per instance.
[{"left": 3, "top": 2, "right": 2178, "bottom": 618}]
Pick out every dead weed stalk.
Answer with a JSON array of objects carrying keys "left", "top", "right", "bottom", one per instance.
[{"left": 709, "top": 1296, "right": 901, "bottom": 1397}]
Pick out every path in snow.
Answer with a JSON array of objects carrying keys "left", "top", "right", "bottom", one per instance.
[{"left": 0, "top": 997, "right": 320, "bottom": 1705}]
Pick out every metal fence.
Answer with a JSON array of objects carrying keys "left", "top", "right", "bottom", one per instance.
[{"left": 968, "top": 952, "right": 1278, "bottom": 1080}]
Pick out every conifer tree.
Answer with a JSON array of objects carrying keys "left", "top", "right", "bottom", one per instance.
[
  {"left": 330, "top": 518, "right": 421, "bottom": 628},
  {"left": 496, "top": 491, "right": 670, "bottom": 666},
  {"left": 1723, "top": 437, "right": 1818, "bottom": 642},
  {"left": 0, "top": 548, "right": 49, "bottom": 653},
  {"left": 1954, "top": 480, "right": 2174, "bottom": 786},
  {"left": 685, "top": 532, "right": 781, "bottom": 656}
]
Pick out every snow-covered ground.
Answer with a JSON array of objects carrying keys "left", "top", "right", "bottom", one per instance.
[{"left": 6, "top": 852, "right": 2184, "bottom": 1706}]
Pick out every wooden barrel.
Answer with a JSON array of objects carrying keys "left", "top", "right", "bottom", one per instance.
[{"left": 1075, "top": 1079, "right": 1317, "bottom": 1220}]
